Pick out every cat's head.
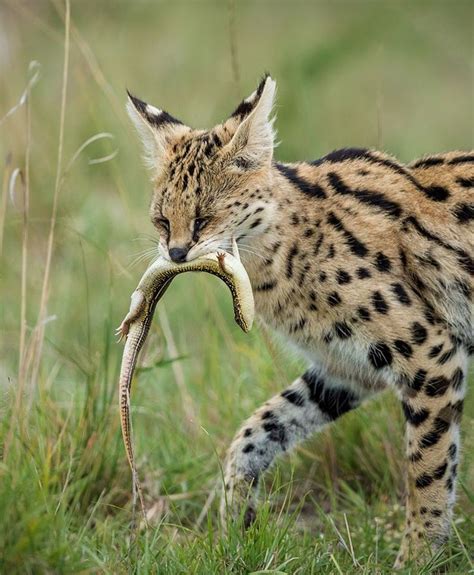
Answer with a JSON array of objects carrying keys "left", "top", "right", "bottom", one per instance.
[{"left": 127, "top": 75, "right": 277, "bottom": 262}]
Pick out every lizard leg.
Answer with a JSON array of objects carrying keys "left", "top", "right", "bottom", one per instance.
[{"left": 116, "top": 290, "right": 146, "bottom": 341}]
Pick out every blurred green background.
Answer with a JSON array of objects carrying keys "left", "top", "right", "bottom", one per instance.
[{"left": 0, "top": 1, "right": 472, "bottom": 573}]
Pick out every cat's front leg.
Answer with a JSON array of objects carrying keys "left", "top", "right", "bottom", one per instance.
[{"left": 220, "top": 368, "right": 367, "bottom": 528}]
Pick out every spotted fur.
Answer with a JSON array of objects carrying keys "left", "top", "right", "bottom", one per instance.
[{"left": 127, "top": 75, "right": 473, "bottom": 569}]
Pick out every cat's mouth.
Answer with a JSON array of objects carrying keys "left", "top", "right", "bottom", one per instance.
[{"left": 159, "top": 238, "right": 241, "bottom": 266}]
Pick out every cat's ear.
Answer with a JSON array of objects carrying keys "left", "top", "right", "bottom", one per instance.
[
  {"left": 225, "top": 75, "right": 277, "bottom": 168},
  {"left": 126, "top": 91, "right": 189, "bottom": 172}
]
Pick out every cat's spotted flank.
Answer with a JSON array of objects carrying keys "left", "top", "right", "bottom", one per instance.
[{"left": 127, "top": 75, "right": 473, "bottom": 568}]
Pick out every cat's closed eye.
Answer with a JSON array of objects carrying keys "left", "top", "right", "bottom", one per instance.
[
  {"left": 153, "top": 217, "right": 170, "bottom": 232},
  {"left": 193, "top": 218, "right": 208, "bottom": 234}
]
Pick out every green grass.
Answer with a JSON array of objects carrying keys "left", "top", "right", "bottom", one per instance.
[{"left": 0, "top": 1, "right": 473, "bottom": 573}]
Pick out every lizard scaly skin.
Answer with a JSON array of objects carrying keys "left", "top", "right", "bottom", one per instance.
[{"left": 117, "top": 250, "right": 254, "bottom": 520}]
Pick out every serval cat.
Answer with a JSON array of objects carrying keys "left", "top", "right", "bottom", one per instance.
[{"left": 126, "top": 75, "right": 473, "bottom": 568}]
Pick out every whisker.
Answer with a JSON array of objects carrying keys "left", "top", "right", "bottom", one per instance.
[
  {"left": 127, "top": 247, "right": 160, "bottom": 269},
  {"left": 131, "top": 233, "right": 159, "bottom": 245},
  {"left": 232, "top": 247, "right": 267, "bottom": 261}
]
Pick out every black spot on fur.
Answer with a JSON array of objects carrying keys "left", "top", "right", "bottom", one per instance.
[
  {"left": 314, "top": 234, "right": 324, "bottom": 256},
  {"left": 433, "top": 461, "right": 448, "bottom": 480},
  {"left": 336, "top": 270, "right": 352, "bottom": 284},
  {"left": 405, "top": 216, "right": 474, "bottom": 276},
  {"left": 451, "top": 368, "right": 464, "bottom": 391},
  {"left": 420, "top": 424, "right": 450, "bottom": 449},
  {"left": 451, "top": 400, "right": 464, "bottom": 423},
  {"left": 368, "top": 342, "right": 393, "bottom": 368},
  {"left": 286, "top": 244, "right": 299, "bottom": 279},
  {"left": 242, "top": 443, "right": 255, "bottom": 453},
  {"left": 453, "top": 203, "right": 474, "bottom": 223},
  {"left": 314, "top": 147, "right": 370, "bottom": 164},
  {"left": 391, "top": 282, "right": 411, "bottom": 305},
  {"left": 410, "top": 451, "right": 423, "bottom": 463},
  {"left": 402, "top": 402, "right": 430, "bottom": 426},
  {"left": 416, "top": 473, "right": 434, "bottom": 489},
  {"left": 423, "top": 186, "right": 450, "bottom": 202},
  {"left": 423, "top": 305, "right": 438, "bottom": 326},
  {"left": 250, "top": 218, "right": 262, "bottom": 229},
  {"left": 290, "top": 213, "right": 300, "bottom": 225},
  {"left": 408, "top": 369, "right": 427, "bottom": 392},
  {"left": 281, "top": 389, "right": 305, "bottom": 407},
  {"left": 437, "top": 347, "right": 457, "bottom": 365},
  {"left": 334, "top": 321, "right": 353, "bottom": 339},
  {"left": 262, "top": 419, "right": 287, "bottom": 446},
  {"left": 399, "top": 249, "right": 408, "bottom": 268},
  {"left": 448, "top": 154, "right": 474, "bottom": 165},
  {"left": 298, "top": 262, "right": 311, "bottom": 287},
  {"left": 327, "top": 292, "right": 342, "bottom": 306},
  {"left": 326, "top": 212, "right": 369, "bottom": 257},
  {"left": 411, "top": 322, "right": 428, "bottom": 345},
  {"left": 319, "top": 271, "right": 327, "bottom": 282},
  {"left": 394, "top": 339, "right": 413, "bottom": 358},
  {"left": 318, "top": 148, "right": 421, "bottom": 193},
  {"left": 323, "top": 332, "right": 333, "bottom": 344},
  {"left": 244, "top": 428, "right": 252, "bottom": 437},
  {"left": 372, "top": 291, "right": 389, "bottom": 314},
  {"left": 375, "top": 252, "right": 391, "bottom": 272},
  {"left": 448, "top": 443, "right": 457, "bottom": 460},
  {"left": 357, "top": 307, "right": 371, "bottom": 321},
  {"left": 276, "top": 163, "right": 327, "bottom": 199},
  {"left": 420, "top": 419, "right": 449, "bottom": 449},
  {"left": 328, "top": 172, "right": 402, "bottom": 219},
  {"left": 302, "top": 370, "right": 357, "bottom": 420},
  {"left": 411, "top": 157, "right": 445, "bottom": 168},
  {"left": 425, "top": 376, "right": 450, "bottom": 397},
  {"left": 255, "top": 281, "right": 277, "bottom": 292},
  {"left": 290, "top": 317, "right": 307, "bottom": 333},
  {"left": 357, "top": 267, "right": 371, "bottom": 279},
  {"left": 428, "top": 344, "right": 444, "bottom": 359}
]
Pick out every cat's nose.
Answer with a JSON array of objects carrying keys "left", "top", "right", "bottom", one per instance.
[{"left": 169, "top": 247, "right": 189, "bottom": 263}]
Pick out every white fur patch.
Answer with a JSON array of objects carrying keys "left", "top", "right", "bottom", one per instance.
[
  {"left": 229, "top": 77, "right": 277, "bottom": 163},
  {"left": 244, "top": 89, "right": 257, "bottom": 103},
  {"left": 146, "top": 104, "right": 162, "bottom": 116}
]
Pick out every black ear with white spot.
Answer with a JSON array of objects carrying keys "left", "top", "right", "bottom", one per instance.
[
  {"left": 126, "top": 91, "right": 189, "bottom": 172},
  {"left": 226, "top": 75, "right": 277, "bottom": 168}
]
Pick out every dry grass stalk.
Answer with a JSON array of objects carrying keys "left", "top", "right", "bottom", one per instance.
[
  {"left": 0, "top": 152, "right": 11, "bottom": 258},
  {"left": 4, "top": 79, "right": 33, "bottom": 460},
  {"left": 29, "top": 0, "right": 71, "bottom": 391},
  {"left": 158, "top": 306, "right": 199, "bottom": 434},
  {"left": 227, "top": 0, "right": 241, "bottom": 95}
]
